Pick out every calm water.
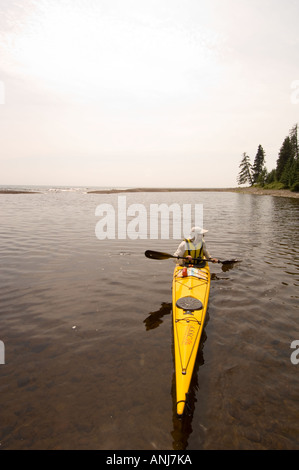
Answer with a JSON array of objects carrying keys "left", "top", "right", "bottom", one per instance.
[{"left": 0, "top": 189, "right": 298, "bottom": 450}]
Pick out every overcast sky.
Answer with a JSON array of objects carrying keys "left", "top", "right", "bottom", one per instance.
[{"left": 0, "top": 0, "right": 298, "bottom": 188}]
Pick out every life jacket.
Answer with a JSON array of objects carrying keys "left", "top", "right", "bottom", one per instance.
[{"left": 184, "top": 238, "right": 204, "bottom": 261}]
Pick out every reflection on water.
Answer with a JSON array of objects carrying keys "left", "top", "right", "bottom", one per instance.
[
  {"left": 171, "top": 324, "right": 208, "bottom": 450},
  {"left": 0, "top": 190, "right": 298, "bottom": 450},
  {"left": 144, "top": 301, "right": 209, "bottom": 450},
  {"left": 143, "top": 303, "right": 171, "bottom": 331}
]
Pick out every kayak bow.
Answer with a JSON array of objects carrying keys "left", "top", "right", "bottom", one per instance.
[{"left": 172, "top": 263, "right": 210, "bottom": 415}]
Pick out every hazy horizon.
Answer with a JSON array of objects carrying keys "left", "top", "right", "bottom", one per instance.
[{"left": 1, "top": 0, "right": 298, "bottom": 188}]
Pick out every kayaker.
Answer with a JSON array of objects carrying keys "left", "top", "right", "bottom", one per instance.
[{"left": 174, "top": 226, "right": 218, "bottom": 266}]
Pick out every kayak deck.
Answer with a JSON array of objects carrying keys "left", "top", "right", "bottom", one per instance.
[{"left": 172, "top": 263, "right": 210, "bottom": 415}]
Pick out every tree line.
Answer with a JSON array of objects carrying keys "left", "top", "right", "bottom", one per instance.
[{"left": 237, "top": 123, "right": 299, "bottom": 192}]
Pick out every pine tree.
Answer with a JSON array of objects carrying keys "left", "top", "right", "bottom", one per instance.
[
  {"left": 290, "top": 159, "right": 299, "bottom": 191},
  {"left": 276, "top": 136, "right": 293, "bottom": 182},
  {"left": 289, "top": 124, "right": 298, "bottom": 160},
  {"left": 257, "top": 167, "right": 268, "bottom": 187},
  {"left": 289, "top": 124, "right": 299, "bottom": 190},
  {"left": 265, "top": 168, "right": 276, "bottom": 185},
  {"left": 237, "top": 153, "right": 253, "bottom": 186},
  {"left": 252, "top": 145, "right": 266, "bottom": 184},
  {"left": 280, "top": 156, "right": 293, "bottom": 188},
  {"left": 276, "top": 124, "right": 299, "bottom": 188}
]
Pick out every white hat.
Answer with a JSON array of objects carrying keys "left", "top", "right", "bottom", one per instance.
[{"left": 189, "top": 226, "right": 208, "bottom": 237}]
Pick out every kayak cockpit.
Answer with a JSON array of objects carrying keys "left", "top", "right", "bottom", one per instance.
[{"left": 176, "top": 296, "right": 203, "bottom": 313}]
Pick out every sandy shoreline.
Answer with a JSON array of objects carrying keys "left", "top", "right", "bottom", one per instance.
[
  {"left": 0, "top": 187, "right": 298, "bottom": 198},
  {"left": 228, "top": 187, "right": 299, "bottom": 198},
  {"left": 0, "top": 190, "right": 41, "bottom": 194},
  {"left": 88, "top": 187, "right": 230, "bottom": 194},
  {"left": 88, "top": 187, "right": 299, "bottom": 199}
]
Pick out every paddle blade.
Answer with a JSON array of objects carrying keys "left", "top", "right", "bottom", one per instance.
[
  {"left": 144, "top": 250, "right": 175, "bottom": 260},
  {"left": 219, "top": 259, "right": 241, "bottom": 265}
]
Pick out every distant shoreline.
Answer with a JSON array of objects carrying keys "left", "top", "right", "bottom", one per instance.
[
  {"left": 88, "top": 187, "right": 231, "bottom": 194},
  {"left": 88, "top": 187, "right": 299, "bottom": 199},
  {"left": 0, "top": 190, "right": 41, "bottom": 194},
  {"left": 0, "top": 187, "right": 298, "bottom": 198}
]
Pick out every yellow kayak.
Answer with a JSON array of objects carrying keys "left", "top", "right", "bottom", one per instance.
[{"left": 172, "top": 262, "right": 211, "bottom": 415}]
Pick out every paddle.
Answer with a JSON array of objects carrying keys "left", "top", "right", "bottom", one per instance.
[{"left": 144, "top": 250, "right": 240, "bottom": 265}]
